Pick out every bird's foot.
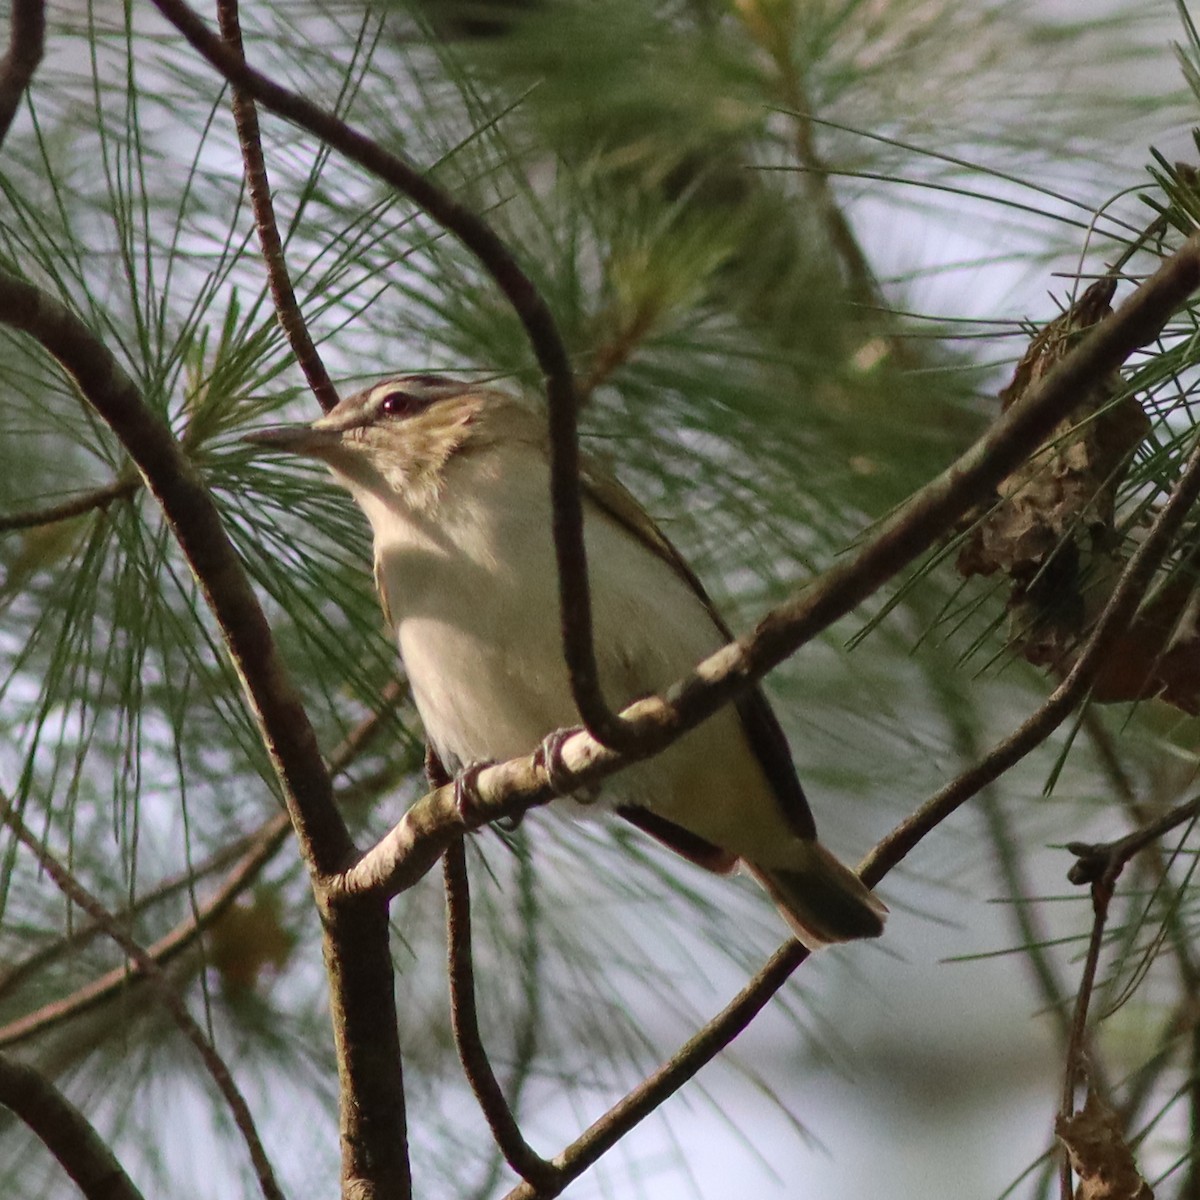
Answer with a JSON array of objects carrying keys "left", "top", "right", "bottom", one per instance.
[
  {"left": 452, "top": 759, "right": 496, "bottom": 824},
  {"left": 535, "top": 726, "right": 589, "bottom": 800}
]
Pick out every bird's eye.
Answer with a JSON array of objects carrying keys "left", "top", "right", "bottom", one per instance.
[{"left": 379, "top": 390, "right": 423, "bottom": 419}]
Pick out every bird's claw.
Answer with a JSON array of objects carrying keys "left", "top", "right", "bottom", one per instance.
[
  {"left": 453, "top": 759, "right": 495, "bottom": 823},
  {"left": 535, "top": 726, "right": 584, "bottom": 799}
]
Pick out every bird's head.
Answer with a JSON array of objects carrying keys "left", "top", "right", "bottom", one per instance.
[{"left": 243, "top": 374, "right": 541, "bottom": 510}]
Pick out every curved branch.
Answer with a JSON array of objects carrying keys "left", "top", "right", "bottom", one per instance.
[
  {"left": 497, "top": 427, "right": 1200, "bottom": 1200},
  {"left": 148, "top": 0, "right": 634, "bottom": 752},
  {"left": 346, "top": 234, "right": 1200, "bottom": 901},
  {"left": 0, "top": 789, "right": 284, "bottom": 1200},
  {"left": 0, "top": 1053, "right": 146, "bottom": 1200},
  {"left": 214, "top": 0, "right": 338, "bottom": 413},
  {"left": 0, "top": 270, "right": 410, "bottom": 1198},
  {"left": 0, "top": 0, "right": 43, "bottom": 151},
  {"left": 0, "top": 271, "right": 348, "bottom": 872},
  {"left": 443, "top": 841, "right": 557, "bottom": 1191}
]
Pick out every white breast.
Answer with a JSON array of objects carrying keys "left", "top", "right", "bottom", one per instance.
[{"left": 355, "top": 440, "right": 804, "bottom": 868}]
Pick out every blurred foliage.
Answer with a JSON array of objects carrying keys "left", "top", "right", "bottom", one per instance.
[{"left": 1, "top": 0, "right": 1200, "bottom": 1197}]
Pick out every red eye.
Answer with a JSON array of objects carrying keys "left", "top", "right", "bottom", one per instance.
[{"left": 380, "top": 391, "right": 421, "bottom": 418}]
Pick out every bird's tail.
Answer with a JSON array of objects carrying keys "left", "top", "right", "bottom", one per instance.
[{"left": 746, "top": 842, "right": 886, "bottom": 950}]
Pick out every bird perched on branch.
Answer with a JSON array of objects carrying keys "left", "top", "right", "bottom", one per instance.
[{"left": 245, "top": 375, "right": 885, "bottom": 948}]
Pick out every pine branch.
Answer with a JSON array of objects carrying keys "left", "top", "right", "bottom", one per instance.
[
  {"left": 0, "top": 270, "right": 410, "bottom": 1200},
  {"left": 0, "top": 1053, "right": 145, "bottom": 1200},
  {"left": 0, "top": 0, "right": 43, "bottom": 152},
  {"left": 0, "top": 787, "right": 284, "bottom": 1200},
  {"left": 215, "top": 0, "right": 338, "bottom": 413}
]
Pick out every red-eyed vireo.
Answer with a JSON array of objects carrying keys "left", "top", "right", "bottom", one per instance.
[{"left": 245, "top": 375, "right": 886, "bottom": 948}]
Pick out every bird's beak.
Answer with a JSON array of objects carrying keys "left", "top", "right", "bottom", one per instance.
[{"left": 241, "top": 424, "right": 344, "bottom": 458}]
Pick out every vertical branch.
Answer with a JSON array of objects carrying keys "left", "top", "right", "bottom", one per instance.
[
  {"left": 443, "top": 841, "right": 557, "bottom": 1192},
  {"left": 1058, "top": 870, "right": 1118, "bottom": 1200},
  {"left": 0, "top": 273, "right": 410, "bottom": 1200},
  {"left": 214, "top": 0, "right": 338, "bottom": 413},
  {"left": 0, "top": 0, "right": 44, "bottom": 151},
  {"left": 1059, "top": 796, "right": 1200, "bottom": 1197}
]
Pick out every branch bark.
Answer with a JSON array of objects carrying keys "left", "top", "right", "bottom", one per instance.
[
  {"left": 0, "top": 1053, "right": 146, "bottom": 1200},
  {"left": 0, "top": 478, "right": 138, "bottom": 532},
  {"left": 0, "top": 0, "right": 43, "bottom": 152},
  {"left": 0, "top": 271, "right": 410, "bottom": 1200},
  {"left": 443, "top": 841, "right": 557, "bottom": 1191},
  {"left": 214, "top": 0, "right": 338, "bottom": 413}
]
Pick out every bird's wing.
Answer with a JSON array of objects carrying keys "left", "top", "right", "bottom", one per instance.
[{"left": 579, "top": 455, "right": 816, "bottom": 842}]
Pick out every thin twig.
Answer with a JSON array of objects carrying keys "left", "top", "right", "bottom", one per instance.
[
  {"left": 1066, "top": 793, "right": 1200, "bottom": 888},
  {"left": 0, "top": 478, "right": 138, "bottom": 532},
  {"left": 148, "top": 0, "right": 634, "bottom": 753},
  {"left": 1058, "top": 792, "right": 1200, "bottom": 1197},
  {"left": 0, "top": 824, "right": 266, "bottom": 1005},
  {"left": 0, "top": 1052, "right": 146, "bottom": 1200},
  {"left": 497, "top": 433, "right": 1200, "bottom": 1200},
  {"left": 0, "top": 0, "right": 43, "bottom": 152},
  {"left": 443, "top": 840, "right": 557, "bottom": 1191},
  {"left": 346, "top": 236, "right": 1200, "bottom": 902},
  {"left": 502, "top": 941, "right": 809, "bottom": 1200},
  {"left": 0, "top": 270, "right": 410, "bottom": 1199},
  {"left": 214, "top": 0, "right": 338, "bottom": 412},
  {"left": 0, "top": 682, "right": 406, "bottom": 1038},
  {"left": 862, "top": 432, "right": 1200, "bottom": 887},
  {"left": 0, "top": 810, "right": 290, "bottom": 1048},
  {"left": 1081, "top": 706, "right": 1200, "bottom": 1010},
  {"left": 0, "top": 788, "right": 285, "bottom": 1200},
  {"left": 1057, "top": 870, "right": 1118, "bottom": 1200}
]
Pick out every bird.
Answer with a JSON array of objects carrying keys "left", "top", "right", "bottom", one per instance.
[{"left": 244, "top": 374, "right": 886, "bottom": 948}]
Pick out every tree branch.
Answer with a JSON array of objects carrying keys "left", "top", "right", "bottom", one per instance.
[
  {"left": 502, "top": 940, "right": 809, "bottom": 1200},
  {"left": 1058, "top": 867, "right": 1121, "bottom": 1199},
  {"left": 443, "top": 840, "right": 557, "bottom": 1191},
  {"left": 0, "top": 270, "right": 410, "bottom": 1199},
  {"left": 345, "top": 235, "right": 1200, "bottom": 901},
  {"left": 1053, "top": 784, "right": 1200, "bottom": 1197},
  {"left": 0, "top": 1052, "right": 146, "bottom": 1200},
  {"left": 497, "top": 434, "right": 1200, "bottom": 1199},
  {"left": 0, "top": 271, "right": 349, "bottom": 872},
  {"left": 0, "top": 810, "right": 290, "bottom": 1049},
  {"left": 0, "top": 0, "right": 43, "bottom": 152},
  {"left": 214, "top": 0, "right": 338, "bottom": 413},
  {"left": 0, "top": 478, "right": 138, "bottom": 532},
  {"left": 861, "top": 430, "right": 1200, "bottom": 886},
  {"left": 147, "top": 0, "right": 635, "bottom": 752},
  {"left": 0, "top": 682, "right": 407, "bottom": 1045},
  {"left": 1066, "top": 793, "right": 1200, "bottom": 888},
  {"left": 0, "top": 788, "right": 284, "bottom": 1200}
]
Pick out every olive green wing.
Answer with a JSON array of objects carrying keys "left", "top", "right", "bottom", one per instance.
[{"left": 579, "top": 455, "right": 817, "bottom": 843}]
